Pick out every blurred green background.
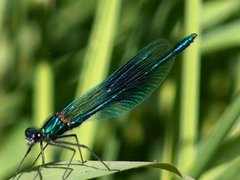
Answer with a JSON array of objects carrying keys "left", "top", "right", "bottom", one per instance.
[{"left": 0, "top": 0, "right": 240, "bottom": 179}]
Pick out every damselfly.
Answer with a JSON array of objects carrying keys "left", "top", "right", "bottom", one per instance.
[{"left": 15, "top": 33, "right": 197, "bottom": 179}]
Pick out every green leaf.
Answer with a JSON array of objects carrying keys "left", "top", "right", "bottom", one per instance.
[
  {"left": 189, "top": 92, "right": 240, "bottom": 178},
  {"left": 12, "top": 160, "right": 191, "bottom": 180}
]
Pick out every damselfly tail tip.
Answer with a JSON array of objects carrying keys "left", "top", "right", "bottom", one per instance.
[{"left": 191, "top": 33, "right": 198, "bottom": 39}]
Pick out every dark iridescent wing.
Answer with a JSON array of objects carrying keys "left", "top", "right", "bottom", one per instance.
[{"left": 61, "top": 39, "right": 174, "bottom": 125}]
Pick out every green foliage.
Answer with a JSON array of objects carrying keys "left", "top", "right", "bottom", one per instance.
[
  {"left": 0, "top": 0, "right": 239, "bottom": 179},
  {"left": 13, "top": 161, "right": 184, "bottom": 180}
]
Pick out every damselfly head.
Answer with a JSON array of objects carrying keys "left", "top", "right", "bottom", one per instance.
[{"left": 25, "top": 127, "right": 43, "bottom": 146}]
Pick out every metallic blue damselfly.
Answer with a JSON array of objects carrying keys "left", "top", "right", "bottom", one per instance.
[{"left": 15, "top": 33, "right": 197, "bottom": 179}]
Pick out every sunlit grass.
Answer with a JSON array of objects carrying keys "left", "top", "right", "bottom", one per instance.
[{"left": 0, "top": 0, "right": 239, "bottom": 179}]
